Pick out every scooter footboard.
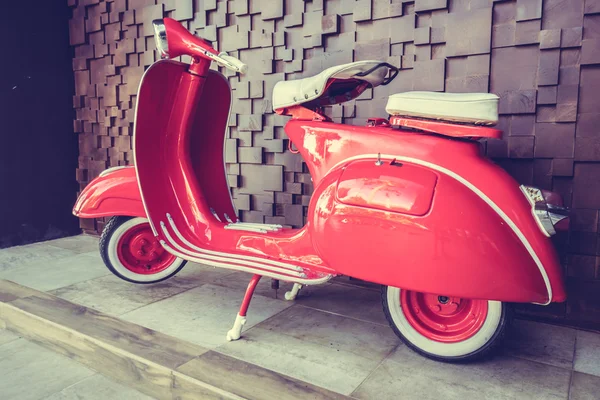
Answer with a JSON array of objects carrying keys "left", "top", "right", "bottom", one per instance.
[{"left": 309, "top": 159, "right": 558, "bottom": 304}]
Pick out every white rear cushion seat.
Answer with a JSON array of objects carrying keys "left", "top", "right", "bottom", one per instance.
[{"left": 386, "top": 91, "right": 499, "bottom": 125}]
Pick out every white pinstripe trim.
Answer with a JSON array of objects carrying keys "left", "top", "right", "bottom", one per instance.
[
  {"left": 330, "top": 154, "right": 553, "bottom": 305},
  {"left": 160, "top": 220, "right": 304, "bottom": 277},
  {"left": 166, "top": 214, "right": 305, "bottom": 271},
  {"left": 158, "top": 240, "right": 332, "bottom": 285}
]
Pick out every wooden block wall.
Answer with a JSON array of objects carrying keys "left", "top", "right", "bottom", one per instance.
[{"left": 68, "top": 0, "right": 600, "bottom": 328}]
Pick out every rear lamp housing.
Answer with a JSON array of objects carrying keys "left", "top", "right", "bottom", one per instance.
[{"left": 520, "top": 185, "right": 569, "bottom": 237}]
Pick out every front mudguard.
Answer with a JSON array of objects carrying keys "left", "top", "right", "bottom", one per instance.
[
  {"left": 73, "top": 166, "right": 145, "bottom": 219},
  {"left": 309, "top": 157, "right": 565, "bottom": 305}
]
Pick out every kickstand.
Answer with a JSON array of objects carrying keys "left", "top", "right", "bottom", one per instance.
[
  {"left": 226, "top": 274, "right": 262, "bottom": 341},
  {"left": 284, "top": 283, "right": 303, "bottom": 301}
]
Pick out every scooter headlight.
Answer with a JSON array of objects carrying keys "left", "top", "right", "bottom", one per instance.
[
  {"left": 520, "top": 185, "right": 569, "bottom": 237},
  {"left": 152, "top": 19, "right": 169, "bottom": 59}
]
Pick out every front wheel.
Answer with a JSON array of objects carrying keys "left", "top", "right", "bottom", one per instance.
[
  {"left": 100, "top": 216, "right": 187, "bottom": 284},
  {"left": 382, "top": 286, "right": 510, "bottom": 362}
]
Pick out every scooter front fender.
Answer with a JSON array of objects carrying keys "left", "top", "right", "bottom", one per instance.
[{"left": 73, "top": 166, "right": 145, "bottom": 219}]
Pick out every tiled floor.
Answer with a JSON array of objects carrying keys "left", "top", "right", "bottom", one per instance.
[
  {"left": 1, "top": 235, "right": 600, "bottom": 399},
  {"left": 0, "top": 329, "right": 155, "bottom": 400}
]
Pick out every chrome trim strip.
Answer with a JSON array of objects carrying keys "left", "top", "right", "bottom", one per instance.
[
  {"left": 223, "top": 225, "right": 268, "bottom": 233},
  {"left": 166, "top": 213, "right": 304, "bottom": 272},
  {"left": 224, "top": 222, "right": 283, "bottom": 233},
  {"left": 160, "top": 220, "right": 304, "bottom": 276},
  {"left": 327, "top": 153, "right": 554, "bottom": 305},
  {"left": 229, "top": 222, "right": 283, "bottom": 229}
]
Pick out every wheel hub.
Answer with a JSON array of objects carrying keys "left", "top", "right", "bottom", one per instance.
[
  {"left": 116, "top": 223, "right": 176, "bottom": 274},
  {"left": 401, "top": 291, "right": 488, "bottom": 343}
]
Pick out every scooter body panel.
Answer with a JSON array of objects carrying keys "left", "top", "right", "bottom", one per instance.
[
  {"left": 285, "top": 120, "right": 566, "bottom": 304},
  {"left": 309, "top": 159, "right": 548, "bottom": 303},
  {"left": 72, "top": 166, "right": 145, "bottom": 218},
  {"left": 129, "top": 58, "right": 564, "bottom": 303}
]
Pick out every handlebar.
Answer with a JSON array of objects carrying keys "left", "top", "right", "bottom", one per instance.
[
  {"left": 154, "top": 18, "right": 247, "bottom": 75},
  {"left": 215, "top": 53, "right": 248, "bottom": 74}
]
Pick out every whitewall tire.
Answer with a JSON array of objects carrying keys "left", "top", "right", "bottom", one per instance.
[
  {"left": 382, "top": 286, "right": 510, "bottom": 362},
  {"left": 100, "top": 216, "right": 187, "bottom": 284}
]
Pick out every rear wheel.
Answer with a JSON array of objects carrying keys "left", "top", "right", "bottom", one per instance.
[
  {"left": 382, "top": 286, "right": 509, "bottom": 362},
  {"left": 100, "top": 216, "right": 187, "bottom": 284}
]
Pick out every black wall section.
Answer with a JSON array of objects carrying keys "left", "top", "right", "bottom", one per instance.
[{"left": 0, "top": 2, "right": 79, "bottom": 247}]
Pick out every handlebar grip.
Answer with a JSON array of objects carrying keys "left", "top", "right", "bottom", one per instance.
[{"left": 218, "top": 53, "right": 248, "bottom": 74}]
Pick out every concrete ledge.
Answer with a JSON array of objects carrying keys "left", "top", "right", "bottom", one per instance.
[{"left": 0, "top": 280, "right": 348, "bottom": 400}]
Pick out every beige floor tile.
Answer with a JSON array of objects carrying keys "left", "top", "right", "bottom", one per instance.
[
  {"left": 217, "top": 326, "right": 381, "bottom": 395},
  {"left": 169, "top": 262, "right": 239, "bottom": 287},
  {"left": 505, "top": 319, "right": 576, "bottom": 368},
  {"left": 296, "top": 282, "right": 388, "bottom": 325},
  {"left": 0, "top": 329, "right": 20, "bottom": 346},
  {"left": 50, "top": 274, "right": 193, "bottom": 316},
  {"left": 575, "top": 330, "right": 600, "bottom": 377},
  {"left": 0, "top": 339, "right": 95, "bottom": 400},
  {"left": 569, "top": 371, "right": 600, "bottom": 400},
  {"left": 210, "top": 270, "right": 332, "bottom": 300},
  {"left": 44, "top": 235, "right": 100, "bottom": 254},
  {"left": 43, "top": 374, "right": 156, "bottom": 400},
  {"left": 121, "top": 283, "right": 292, "bottom": 348},
  {"left": 0, "top": 243, "right": 78, "bottom": 272},
  {"left": 0, "top": 253, "right": 110, "bottom": 292},
  {"left": 352, "top": 345, "right": 571, "bottom": 400},
  {"left": 257, "top": 305, "right": 399, "bottom": 361},
  {"left": 50, "top": 263, "right": 232, "bottom": 316}
]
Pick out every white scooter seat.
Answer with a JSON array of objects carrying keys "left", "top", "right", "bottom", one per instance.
[
  {"left": 386, "top": 92, "right": 499, "bottom": 125},
  {"left": 272, "top": 60, "right": 390, "bottom": 110}
]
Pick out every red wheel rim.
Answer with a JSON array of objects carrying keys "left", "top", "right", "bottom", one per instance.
[
  {"left": 400, "top": 291, "right": 488, "bottom": 343},
  {"left": 116, "top": 223, "right": 176, "bottom": 275}
]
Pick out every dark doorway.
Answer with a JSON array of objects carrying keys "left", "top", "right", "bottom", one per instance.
[{"left": 0, "top": 2, "right": 80, "bottom": 248}]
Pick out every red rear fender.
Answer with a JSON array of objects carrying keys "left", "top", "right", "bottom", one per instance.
[
  {"left": 309, "top": 157, "right": 561, "bottom": 305},
  {"left": 73, "top": 166, "right": 145, "bottom": 219}
]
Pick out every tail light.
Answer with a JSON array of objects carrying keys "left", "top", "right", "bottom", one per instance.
[{"left": 520, "top": 185, "right": 570, "bottom": 237}]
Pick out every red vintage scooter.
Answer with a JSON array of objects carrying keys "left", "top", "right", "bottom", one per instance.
[{"left": 74, "top": 18, "right": 569, "bottom": 362}]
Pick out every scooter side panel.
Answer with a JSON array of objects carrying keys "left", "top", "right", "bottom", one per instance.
[
  {"left": 309, "top": 158, "right": 549, "bottom": 304},
  {"left": 72, "top": 166, "right": 145, "bottom": 218},
  {"left": 134, "top": 60, "right": 214, "bottom": 243},
  {"left": 287, "top": 120, "right": 565, "bottom": 303}
]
